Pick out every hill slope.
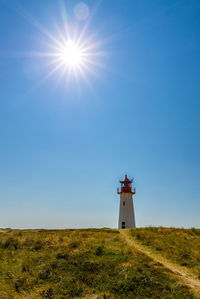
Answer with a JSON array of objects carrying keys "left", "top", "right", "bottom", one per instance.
[
  {"left": 0, "top": 228, "right": 199, "bottom": 298},
  {"left": 122, "top": 228, "right": 200, "bottom": 298}
]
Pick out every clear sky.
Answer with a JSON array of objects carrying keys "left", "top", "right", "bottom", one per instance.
[{"left": 0, "top": 0, "right": 200, "bottom": 228}]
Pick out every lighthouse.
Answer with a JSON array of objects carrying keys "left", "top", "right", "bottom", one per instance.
[{"left": 117, "top": 174, "right": 136, "bottom": 229}]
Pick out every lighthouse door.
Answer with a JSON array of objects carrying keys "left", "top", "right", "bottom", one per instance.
[{"left": 122, "top": 221, "right": 125, "bottom": 229}]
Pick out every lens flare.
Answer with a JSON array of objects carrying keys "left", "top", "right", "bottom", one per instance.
[{"left": 74, "top": 3, "right": 90, "bottom": 21}]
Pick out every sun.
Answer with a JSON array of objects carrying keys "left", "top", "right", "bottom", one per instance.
[
  {"left": 19, "top": 4, "right": 107, "bottom": 88},
  {"left": 11, "top": 1, "right": 108, "bottom": 91},
  {"left": 58, "top": 40, "right": 83, "bottom": 68},
  {"left": 49, "top": 31, "right": 102, "bottom": 84}
]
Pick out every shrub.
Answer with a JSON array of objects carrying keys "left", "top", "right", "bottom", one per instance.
[
  {"left": 69, "top": 241, "right": 79, "bottom": 249},
  {"left": 33, "top": 240, "right": 43, "bottom": 250},
  {"left": 2, "top": 237, "right": 19, "bottom": 250},
  {"left": 95, "top": 246, "right": 104, "bottom": 256},
  {"left": 38, "top": 269, "right": 51, "bottom": 280},
  {"left": 59, "top": 278, "right": 83, "bottom": 297},
  {"left": 56, "top": 252, "right": 68, "bottom": 260},
  {"left": 13, "top": 276, "right": 27, "bottom": 293},
  {"left": 136, "top": 233, "right": 142, "bottom": 240},
  {"left": 40, "top": 288, "right": 54, "bottom": 298},
  {"left": 21, "top": 259, "right": 32, "bottom": 273}
]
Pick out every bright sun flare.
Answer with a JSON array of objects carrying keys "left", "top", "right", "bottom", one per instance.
[
  {"left": 15, "top": 2, "right": 107, "bottom": 89},
  {"left": 21, "top": 6, "right": 106, "bottom": 87},
  {"left": 59, "top": 40, "right": 83, "bottom": 67}
]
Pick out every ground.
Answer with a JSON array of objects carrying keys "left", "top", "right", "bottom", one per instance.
[{"left": 0, "top": 227, "right": 199, "bottom": 298}]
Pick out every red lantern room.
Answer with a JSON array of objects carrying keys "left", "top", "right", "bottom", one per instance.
[{"left": 117, "top": 174, "right": 136, "bottom": 194}]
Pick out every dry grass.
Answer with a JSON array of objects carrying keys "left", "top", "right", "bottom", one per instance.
[{"left": 0, "top": 228, "right": 196, "bottom": 298}]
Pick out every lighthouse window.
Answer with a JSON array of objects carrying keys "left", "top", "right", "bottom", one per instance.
[{"left": 123, "top": 201, "right": 125, "bottom": 206}]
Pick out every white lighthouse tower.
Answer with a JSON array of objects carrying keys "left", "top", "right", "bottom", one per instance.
[{"left": 117, "top": 174, "right": 136, "bottom": 229}]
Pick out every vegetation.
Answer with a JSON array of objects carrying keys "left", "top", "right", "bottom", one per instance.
[
  {"left": 0, "top": 228, "right": 197, "bottom": 298},
  {"left": 130, "top": 227, "right": 200, "bottom": 278}
]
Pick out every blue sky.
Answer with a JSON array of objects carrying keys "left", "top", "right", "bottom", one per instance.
[{"left": 0, "top": 0, "right": 200, "bottom": 228}]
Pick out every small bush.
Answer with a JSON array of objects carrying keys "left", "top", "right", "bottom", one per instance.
[
  {"left": 13, "top": 277, "right": 27, "bottom": 293},
  {"left": 95, "top": 246, "right": 104, "bottom": 256},
  {"left": 38, "top": 269, "right": 51, "bottom": 280},
  {"left": 34, "top": 240, "right": 43, "bottom": 250},
  {"left": 40, "top": 288, "right": 54, "bottom": 298},
  {"left": 81, "top": 261, "right": 101, "bottom": 274},
  {"left": 69, "top": 241, "right": 79, "bottom": 249},
  {"left": 2, "top": 237, "right": 19, "bottom": 250},
  {"left": 56, "top": 252, "right": 68, "bottom": 260},
  {"left": 136, "top": 233, "right": 142, "bottom": 240},
  {"left": 21, "top": 259, "right": 32, "bottom": 273},
  {"left": 181, "top": 252, "right": 191, "bottom": 260},
  {"left": 59, "top": 278, "right": 83, "bottom": 297}
]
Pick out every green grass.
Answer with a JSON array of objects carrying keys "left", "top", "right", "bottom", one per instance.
[
  {"left": 0, "top": 228, "right": 196, "bottom": 298},
  {"left": 130, "top": 227, "right": 200, "bottom": 278}
]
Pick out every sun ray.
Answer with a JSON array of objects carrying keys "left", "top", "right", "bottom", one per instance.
[{"left": 15, "top": 4, "right": 64, "bottom": 49}]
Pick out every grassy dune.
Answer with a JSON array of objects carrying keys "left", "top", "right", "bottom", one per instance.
[
  {"left": 0, "top": 228, "right": 197, "bottom": 298},
  {"left": 130, "top": 227, "right": 200, "bottom": 278}
]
